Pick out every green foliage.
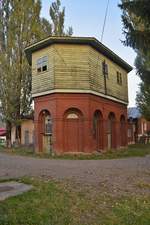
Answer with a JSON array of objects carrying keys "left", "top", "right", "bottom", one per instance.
[
  {"left": 40, "top": 18, "right": 52, "bottom": 35},
  {"left": 0, "top": 0, "right": 51, "bottom": 144},
  {"left": 134, "top": 52, "right": 150, "bottom": 120},
  {"left": 0, "top": 0, "right": 72, "bottom": 146},
  {"left": 136, "top": 83, "right": 150, "bottom": 120},
  {"left": 49, "top": 0, "right": 73, "bottom": 36},
  {"left": 119, "top": 0, "right": 150, "bottom": 119},
  {"left": 119, "top": 0, "right": 150, "bottom": 51}
]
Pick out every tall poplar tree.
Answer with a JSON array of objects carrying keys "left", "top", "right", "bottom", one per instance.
[
  {"left": 50, "top": 0, "right": 73, "bottom": 36},
  {"left": 0, "top": 0, "right": 73, "bottom": 147},
  {"left": 119, "top": 0, "right": 150, "bottom": 119},
  {"left": 0, "top": 0, "right": 51, "bottom": 147}
]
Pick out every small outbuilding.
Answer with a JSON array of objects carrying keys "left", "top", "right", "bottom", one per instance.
[{"left": 11, "top": 115, "right": 34, "bottom": 147}]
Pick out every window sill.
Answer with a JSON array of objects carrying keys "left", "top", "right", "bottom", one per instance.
[{"left": 37, "top": 69, "right": 49, "bottom": 75}]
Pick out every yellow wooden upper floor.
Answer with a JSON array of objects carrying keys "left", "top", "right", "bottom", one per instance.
[{"left": 25, "top": 36, "right": 132, "bottom": 105}]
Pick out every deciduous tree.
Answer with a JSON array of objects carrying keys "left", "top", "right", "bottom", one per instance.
[
  {"left": 119, "top": 0, "right": 150, "bottom": 119},
  {"left": 0, "top": 0, "right": 51, "bottom": 147},
  {"left": 50, "top": 0, "right": 73, "bottom": 36}
]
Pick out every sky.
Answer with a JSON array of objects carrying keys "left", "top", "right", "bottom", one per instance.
[{"left": 41, "top": 0, "right": 141, "bottom": 107}]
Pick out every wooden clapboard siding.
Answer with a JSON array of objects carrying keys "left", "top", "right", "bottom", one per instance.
[
  {"left": 88, "top": 47, "right": 105, "bottom": 94},
  {"left": 32, "top": 46, "right": 55, "bottom": 95},
  {"left": 88, "top": 46, "right": 128, "bottom": 102},
  {"left": 31, "top": 43, "right": 128, "bottom": 103},
  {"left": 53, "top": 44, "right": 90, "bottom": 89},
  {"left": 106, "top": 58, "right": 128, "bottom": 102}
]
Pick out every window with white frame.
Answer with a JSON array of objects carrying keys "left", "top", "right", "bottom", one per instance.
[{"left": 37, "top": 56, "right": 48, "bottom": 73}]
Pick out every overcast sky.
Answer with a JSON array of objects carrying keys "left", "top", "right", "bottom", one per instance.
[{"left": 41, "top": 0, "right": 141, "bottom": 107}]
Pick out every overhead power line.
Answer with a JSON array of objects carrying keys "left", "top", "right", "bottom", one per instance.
[{"left": 101, "top": 0, "right": 110, "bottom": 43}]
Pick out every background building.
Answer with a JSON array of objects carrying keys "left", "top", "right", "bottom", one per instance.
[
  {"left": 128, "top": 107, "right": 150, "bottom": 144},
  {"left": 11, "top": 115, "right": 34, "bottom": 147}
]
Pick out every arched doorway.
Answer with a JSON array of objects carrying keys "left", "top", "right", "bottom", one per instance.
[
  {"left": 64, "top": 108, "right": 83, "bottom": 152},
  {"left": 38, "top": 110, "right": 52, "bottom": 153},
  {"left": 93, "top": 110, "right": 103, "bottom": 151},
  {"left": 120, "top": 115, "right": 126, "bottom": 147},
  {"left": 107, "top": 112, "right": 116, "bottom": 149}
]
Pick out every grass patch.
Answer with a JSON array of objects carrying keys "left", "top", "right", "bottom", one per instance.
[
  {"left": 1, "top": 144, "right": 150, "bottom": 160},
  {"left": 0, "top": 177, "right": 149, "bottom": 225}
]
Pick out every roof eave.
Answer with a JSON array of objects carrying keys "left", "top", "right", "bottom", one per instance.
[{"left": 25, "top": 37, "right": 133, "bottom": 72}]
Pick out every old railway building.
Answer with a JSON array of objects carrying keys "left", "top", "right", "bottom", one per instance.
[{"left": 25, "top": 37, "right": 132, "bottom": 154}]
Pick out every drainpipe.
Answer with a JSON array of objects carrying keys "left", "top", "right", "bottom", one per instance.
[{"left": 103, "top": 60, "right": 107, "bottom": 95}]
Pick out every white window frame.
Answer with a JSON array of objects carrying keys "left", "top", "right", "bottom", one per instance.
[{"left": 37, "top": 56, "right": 48, "bottom": 73}]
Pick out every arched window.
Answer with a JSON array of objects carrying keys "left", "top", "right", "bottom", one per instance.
[
  {"left": 67, "top": 113, "right": 79, "bottom": 119},
  {"left": 93, "top": 111, "right": 101, "bottom": 137},
  {"left": 93, "top": 110, "right": 103, "bottom": 150},
  {"left": 107, "top": 112, "right": 116, "bottom": 149},
  {"left": 120, "top": 115, "right": 126, "bottom": 146},
  {"left": 45, "top": 114, "right": 52, "bottom": 135},
  {"left": 38, "top": 109, "right": 52, "bottom": 152}
]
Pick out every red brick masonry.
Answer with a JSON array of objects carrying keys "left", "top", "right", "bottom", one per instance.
[{"left": 34, "top": 93, "right": 127, "bottom": 154}]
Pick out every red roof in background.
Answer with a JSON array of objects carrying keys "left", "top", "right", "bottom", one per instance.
[{"left": 0, "top": 128, "right": 6, "bottom": 136}]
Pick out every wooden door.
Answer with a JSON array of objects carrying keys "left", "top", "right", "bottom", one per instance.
[{"left": 66, "top": 119, "right": 79, "bottom": 152}]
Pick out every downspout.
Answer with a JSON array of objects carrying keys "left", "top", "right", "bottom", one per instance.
[{"left": 103, "top": 60, "right": 107, "bottom": 95}]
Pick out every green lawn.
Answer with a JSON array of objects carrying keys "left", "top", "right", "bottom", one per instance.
[
  {"left": 1, "top": 143, "right": 150, "bottom": 160},
  {"left": 0, "top": 178, "right": 149, "bottom": 225}
]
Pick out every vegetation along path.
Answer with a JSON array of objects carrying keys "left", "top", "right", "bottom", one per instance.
[{"left": 0, "top": 152, "right": 150, "bottom": 196}]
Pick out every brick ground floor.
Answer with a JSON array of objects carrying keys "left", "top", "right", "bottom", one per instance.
[{"left": 34, "top": 93, "right": 127, "bottom": 154}]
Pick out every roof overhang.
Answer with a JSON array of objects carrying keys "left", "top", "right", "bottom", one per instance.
[{"left": 25, "top": 36, "right": 133, "bottom": 72}]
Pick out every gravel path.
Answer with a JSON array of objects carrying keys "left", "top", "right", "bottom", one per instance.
[{"left": 0, "top": 153, "right": 150, "bottom": 195}]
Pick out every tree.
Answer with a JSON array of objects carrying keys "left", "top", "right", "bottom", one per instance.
[
  {"left": 119, "top": 0, "right": 150, "bottom": 119},
  {"left": 0, "top": 0, "right": 51, "bottom": 147},
  {"left": 0, "top": 0, "right": 72, "bottom": 147},
  {"left": 50, "top": 0, "right": 73, "bottom": 36}
]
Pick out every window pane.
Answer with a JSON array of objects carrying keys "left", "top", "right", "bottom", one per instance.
[
  {"left": 42, "top": 65, "right": 47, "bottom": 72},
  {"left": 37, "top": 67, "right": 41, "bottom": 73},
  {"left": 45, "top": 123, "right": 52, "bottom": 134},
  {"left": 37, "top": 56, "right": 48, "bottom": 73},
  {"left": 45, "top": 115, "right": 52, "bottom": 134},
  {"left": 37, "top": 58, "right": 42, "bottom": 66},
  {"left": 42, "top": 56, "right": 48, "bottom": 63},
  {"left": 67, "top": 113, "right": 78, "bottom": 119}
]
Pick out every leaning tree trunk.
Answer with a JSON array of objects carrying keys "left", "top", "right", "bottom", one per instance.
[
  {"left": 15, "top": 124, "right": 21, "bottom": 147},
  {"left": 6, "top": 120, "right": 11, "bottom": 148}
]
